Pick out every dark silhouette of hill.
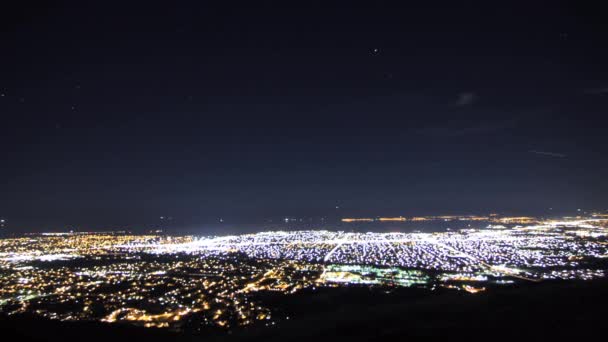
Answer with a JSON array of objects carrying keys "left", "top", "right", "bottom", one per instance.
[{"left": 2, "top": 279, "right": 607, "bottom": 341}]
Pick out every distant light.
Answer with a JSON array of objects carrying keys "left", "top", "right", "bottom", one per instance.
[
  {"left": 378, "top": 217, "right": 406, "bottom": 222},
  {"left": 342, "top": 218, "right": 374, "bottom": 222}
]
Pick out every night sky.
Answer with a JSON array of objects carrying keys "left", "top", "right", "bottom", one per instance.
[{"left": 1, "top": 2, "right": 607, "bottom": 231}]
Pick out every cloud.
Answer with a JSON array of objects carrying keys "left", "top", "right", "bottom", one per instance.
[
  {"left": 455, "top": 92, "right": 477, "bottom": 106},
  {"left": 529, "top": 150, "right": 567, "bottom": 158},
  {"left": 584, "top": 87, "right": 608, "bottom": 95},
  {"left": 416, "top": 119, "right": 518, "bottom": 138}
]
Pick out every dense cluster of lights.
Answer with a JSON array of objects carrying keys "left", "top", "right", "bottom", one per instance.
[
  {"left": 1, "top": 216, "right": 607, "bottom": 331},
  {"left": 131, "top": 218, "right": 608, "bottom": 280}
]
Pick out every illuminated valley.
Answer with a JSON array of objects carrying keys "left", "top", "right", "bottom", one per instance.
[{"left": 1, "top": 215, "right": 608, "bottom": 331}]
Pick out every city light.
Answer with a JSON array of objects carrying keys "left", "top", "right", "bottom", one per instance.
[{"left": 0, "top": 215, "right": 607, "bottom": 331}]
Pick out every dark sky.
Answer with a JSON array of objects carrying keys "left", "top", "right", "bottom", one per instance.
[{"left": 1, "top": 1, "right": 608, "bottom": 231}]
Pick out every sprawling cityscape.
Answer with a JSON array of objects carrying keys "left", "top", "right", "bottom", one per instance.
[{"left": 1, "top": 213, "right": 607, "bottom": 332}]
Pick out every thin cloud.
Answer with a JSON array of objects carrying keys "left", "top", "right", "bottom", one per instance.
[
  {"left": 416, "top": 118, "right": 519, "bottom": 138},
  {"left": 584, "top": 87, "right": 608, "bottom": 95},
  {"left": 454, "top": 92, "right": 477, "bottom": 106},
  {"left": 529, "top": 150, "right": 567, "bottom": 158}
]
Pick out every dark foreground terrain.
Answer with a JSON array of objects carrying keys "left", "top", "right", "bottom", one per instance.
[{"left": 3, "top": 279, "right": 607, "bottom": 341}]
